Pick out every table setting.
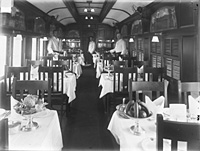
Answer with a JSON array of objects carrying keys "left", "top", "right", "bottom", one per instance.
[
  {"left": 108, "top": 95, "right": 199, "bottom": 151},
  {"left": 2, "top": 95, "right": 63, "bottom": 150}
]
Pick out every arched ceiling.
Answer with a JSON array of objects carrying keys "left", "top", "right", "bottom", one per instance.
[{"left": 26, "top": 0, "right": 154, "bottom": 27}]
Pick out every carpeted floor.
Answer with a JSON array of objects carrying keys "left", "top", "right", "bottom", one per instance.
[{"left": 62, "top": 66, "right": 119, "bottom": 151}]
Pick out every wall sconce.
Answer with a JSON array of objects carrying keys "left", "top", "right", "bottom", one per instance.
[
  {"left": 0, "top": 0, "right": 13, "bottom": 13},
  {"left": 152, "top": 33, "right": 162, "bottom": 42},
  {"left": 129, "top": 38, "right": 134, "bottom": 42},
  {"left": 152, "top": 36, "right": 159, "bottom": 42},
  {"left": 43, "top": 37, "right": 48, "bottom": 41},
  {"left": 16, "top": 34, "right": 22, "bottom": 41}
]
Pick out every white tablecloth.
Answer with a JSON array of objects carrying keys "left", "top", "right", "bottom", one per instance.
[
  {"left": 63, "top": 72, "right": 77, "bottom": 103},
  {"left": 108, "top": 111, "right": 156, "bottom": 151},
  {"left": 99, "top": 73, "right": 114, "bottom": 98},
  {"left": 98, "top": 73, "right": 123, "bottom": 98},
  {"left": 9, "top": 110, "right": 63, "bottom": 150},
  {"left": 96, "top": 62, "right": 103, "bottom": 78},
  {"left": 73, "top": 62, "right": 82, "bottom": 79}
]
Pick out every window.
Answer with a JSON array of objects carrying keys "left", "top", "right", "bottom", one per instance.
[
  {"left": 39, "top": 38, "right": 44, "bottom": 58},
  {"left": 0, "top": 35, "right": 7, "bottom": 77},
  {"left": 31, "top": 38, "right": 37, "bottom": 60},
  {"left": 13, "top": 36, "right": 22, "bottom": 67}
]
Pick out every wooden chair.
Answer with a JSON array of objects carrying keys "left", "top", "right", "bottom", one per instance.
[
  {"left": 142, "top": 67, "right": 165, "bottom": 81},
  {"left": 4, "top": 65, "right": 31, "bottom": 101},
  {"left": 128, "top": 79, "right": 169, "bottom": 107},
  {"left": 157, "top": 114, "right": 200, "bottom": 151},
  {"left": 108, "top": 66, "right": 138, "bottom": 114},
  {"left": 0, "top": 118, "right": 8, "bottom": 150},
  {"left": 178, "top": 81, "right": 200, "bottom": 108},
  {"left": 12, "top": 77, "right": 51, "bottom": 108},
  {"left": 41, "top": 56, "right": 53, "bottom": 67},
  {"left": 102, "top": 55, "right": 118, "bottom": 69},
  {"left": 58, "top": 56, "right": 73, "bottom": 72},
  {"left": 38, "top": 66, "right": 52, "bottom": 81},
  {"left": 50, "top": 67, "right": 68, "bottom": 117}
]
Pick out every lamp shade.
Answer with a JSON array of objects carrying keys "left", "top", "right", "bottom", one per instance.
[
  {"left": 0, "top": 0, "right": 13, "bottom": 13},
  {"left": 129, "top": 38, "right": 134, "bottom": 42},
  {"left": 152, "top": 36, "right": 159, "bottom": 42},
  {"left": 16, "top": 34, "right": 22, "bottom": 41}
]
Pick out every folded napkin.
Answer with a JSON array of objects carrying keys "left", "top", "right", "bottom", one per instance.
[
  {"left": 145, "top": 95, "right": 165, "bottom": 117},
  {"left": 30, "top": 65, "right": 39, "bottom": 80},
  {"left": 10, "top": 96, "right": 24, "bottom": 121},
  {"left": 137, "top": 65, "right": 144, "bottom": 73},
  {"left": 188, "top": 95, "right": 200, "bottom": 117}
]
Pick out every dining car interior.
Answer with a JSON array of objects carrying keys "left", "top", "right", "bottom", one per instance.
[{"left": 0, "top": 0, "right": 200, "bottom": 151}]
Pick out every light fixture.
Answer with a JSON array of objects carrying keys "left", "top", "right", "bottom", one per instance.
[
  {"left": 84, "top": 0, "right": 95, "bottom": 13},
  {"left": 129, "top": 38, "right": 134, "bottom": 42},
  {"left": 0, "top": 0, "right": 13, "bottom": 13},
  {"left": 88, "top": 24, "right": 91, "bottom": 28},
  {"left": 111, "top": 39, "right": 115, "bottom": 42},
  {"left": 85, "top": 16, "right": 88, "bottom": 19},
  {"left": 152, "top": 33, "right": 162, "bottom": 42},
  {"left": 43, "top": 37, "right": 48, "bottom": 41},
  {"left": 16, "top": 34, "right": 22, "bottom": 41},
  {"left": 152, "top": 36, "right": 159, "bottom": 42},
  {"left": 62, "top": 39, "right": 66, "bottom": 42}
]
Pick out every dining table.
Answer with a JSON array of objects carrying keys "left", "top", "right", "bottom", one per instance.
[
  {"left": 63, "top": 71, "right": 77, "bottom": 103},
  {"left": 73, "top": 62, "right": 82, "bottom": 79},
  {"left": 8, "top": 109, "right": 63, "bottom": 150},
  {"left": 108, "top": 107, "right": 197, "bottom": 151}
]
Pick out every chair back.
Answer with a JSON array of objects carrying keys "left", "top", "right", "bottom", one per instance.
[
  {"left": 103, "top": 55, "right": 118, "bottom": 68},
  {"left": 12, "top": 77, "right": 51, "bottom": 107},
  {"left": 52, "top": 60, "right": 71, "bottom": 71},
  {"left": 114, "top": 60, "right": 128, "bottom": 68},
  {"left": 133, "top": 60, "right": 149, "bottom": 68},
  {"left": 128, "top": 79, "right": 169, "bottom": 106},
  {"left": 122, "top": 56, "right": 137, "bottom": 67},
  {"left": 41, "top": 56, "right": 53, "bottom": 67},
  {"left": 26, "top": 60, "right": 44, "bottom": 67},
  {"left": 114, "top": 66, "right": 138, "bottom": 93},
  {"left": 143, "top": 67, "right": 164, "bottom": 81},
  {"left": 50, "top": 67, "right": 64, "bottom": 95},
  {"left": 178, "top": 81, "right": 200, "bottom": 108},
  {"left": 157, "top": 114, "right": 200, "bottom": 151},
  {"left": 38, "top": 66, "right": 52, "bottom": 81},
  {"left": 4, "top": 65, "right": 30, "bottom": 95},
  {"left": 58, "top": 56, "right": 73, "bottom": 72}
]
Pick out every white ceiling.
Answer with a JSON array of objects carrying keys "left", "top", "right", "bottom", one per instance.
[{"left": 26, "top": 0, "right": 154, "bottom": 26}]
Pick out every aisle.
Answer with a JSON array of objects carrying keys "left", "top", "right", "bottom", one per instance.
[{"left": 62, "top": 66, "right": 119, "bottom": 151}]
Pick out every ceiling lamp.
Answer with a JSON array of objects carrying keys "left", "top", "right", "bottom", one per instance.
[
  {"left": 84, "top": 0, "right": 95, "bottom": 13},
  {"left": 0, "top": 0, "right": 13, "bottom": 13}
]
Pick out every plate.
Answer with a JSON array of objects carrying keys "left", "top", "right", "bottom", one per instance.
[
  {"left": 141, "top": 137, "right": 170, "bottom": 151},
  {"left": 0, "top": 108, "right": 6, "bottom": 115}
]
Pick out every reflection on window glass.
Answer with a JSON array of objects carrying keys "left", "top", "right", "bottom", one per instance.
[
  {"left": 13, "top": 36, "right": 22, "bottom": 67},
  {"left": 32, "top": 38, "right": 37, "bottom": 60},
  {"left": 39, "top": 39, "right": 44, "bottom": 58},
  {"left": 0, "top": 35, "right": 7, "bottom": 77}
]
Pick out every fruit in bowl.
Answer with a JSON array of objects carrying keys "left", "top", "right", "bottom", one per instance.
[
  {"left": 125, "top": 100, "right": 152, "bottom": 118},
  {"left": 13, "top": 95, "right": 47, "bottom": 115}
]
